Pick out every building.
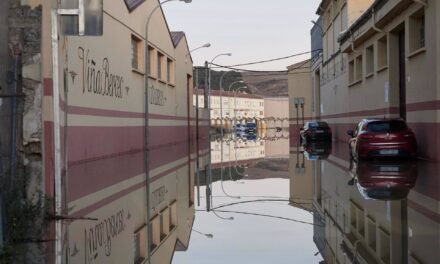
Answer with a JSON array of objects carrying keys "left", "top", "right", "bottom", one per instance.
[
  {"left": 0, "top": 1, "right": 208, "bottom": 263},
  {"left": 195, "top": 90, "right": 265, "bottom": 129},
  {"left": 264, "top": 97, "right": 289, "bottom": 129},
  {"left": 287, "top": 60, "right": 312, "bottom": 148},
  {"left": 311, "top": 0, "right": 440, "bottom": 161}
]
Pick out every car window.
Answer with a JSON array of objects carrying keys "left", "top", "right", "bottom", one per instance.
[{"left": 367, "top": 121, "right": 408, "bottom": 132}]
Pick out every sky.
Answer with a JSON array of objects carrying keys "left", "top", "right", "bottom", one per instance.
[{"left": 162, "top": 0, "right": 321, "bottom": 71}]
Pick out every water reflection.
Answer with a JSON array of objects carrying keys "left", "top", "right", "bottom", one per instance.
[
  {"left": 349, "top": 160, "right": 419, "bottom": 201},
  {"left": 69, "top": 128, "right": 438, "bottom": 263},
  {"left": 174, "top": 131, "right": 324, "bottom": 263},
  {"left": 308, "top": 142, "right": 439, "bottom": 264}
]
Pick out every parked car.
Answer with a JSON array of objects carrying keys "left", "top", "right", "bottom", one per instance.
[
  {"left": 302, "top": 142, "right": 332, "bottom": 160},
  {"left": 245, "top": 123, "right": 257, "bottom": 134},
  {"left": 347, "top": 118, "right": 417, "bottom": 160},
  {"left": 300, "top": 121, "right": 332, "bottom": 142},
  {"left": 349, "top": 160, "right": 418, "bottom": 200}
]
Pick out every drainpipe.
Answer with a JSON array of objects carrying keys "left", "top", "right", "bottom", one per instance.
[
  {"left": 371, "top": 8, "right": 385, "bottom": 33},
  {"left": 350, "top": 31, "right": 359, "bottom": 54},
  {"left": 51, "top": 9, "right": 63, "bottom": 264}
]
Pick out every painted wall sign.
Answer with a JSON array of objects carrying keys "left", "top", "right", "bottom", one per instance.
[
  {"left": 83, "top": 209, "right": 127, "bottom": 263},
  {"left": 124, "top": 0, "right": 146, "bottom": 12},
  {"left": 149, "top": 86, "right": 167, "bottom": 106},
  {"left": 78, "top": 47, "right": 124, "bottom": 99},
  {"left": 151, "top": 186, "right": 168, "bottom": 209}
]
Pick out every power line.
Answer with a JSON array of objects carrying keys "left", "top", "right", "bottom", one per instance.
[{"left": 219, "top": 49, "right": 322, "bottom": 68}]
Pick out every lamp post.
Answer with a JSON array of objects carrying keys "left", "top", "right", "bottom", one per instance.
[
  {"left": 206, "top": 53, "right": 231, "bottom": 212},
  {"left": 190, "top": 44, "right": 211, "bottom": 207},
  {"left": 186, "top": 43, "right": 211, "bottom": 63},
  {"left": 144, "top": 0, "right": 191, "bottom": 261}
]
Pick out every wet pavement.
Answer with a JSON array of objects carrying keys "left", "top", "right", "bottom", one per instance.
[{"left": 172, "top": 133, "right": 439, "bottom": 264}]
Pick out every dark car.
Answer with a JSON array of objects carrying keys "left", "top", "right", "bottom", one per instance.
[
  {"left": 245, "top": 123, "right": 257, "bottom": 134},
  {"left": 347, "top": 118, "right": 417, "bottom": 160},
  {"left": 349, "top": 160, "right": 418, "bottom": 200},
  {"left": 302, "top": 142, "right": 332, "bottom": 160},
  {"left": 300, "top": 121, "right": 332, "bottom": 142}
]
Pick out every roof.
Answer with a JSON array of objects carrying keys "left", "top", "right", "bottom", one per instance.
[
  {"left": 170, "top": 31, "right": 185, "bottom": 47},
  {"left": 338, "top": 0, "right": 388, "bottom": 44}
]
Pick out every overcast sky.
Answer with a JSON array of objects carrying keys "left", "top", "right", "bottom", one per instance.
[{"left": 162, "top": 0, "right": 321, "bottom": 71}]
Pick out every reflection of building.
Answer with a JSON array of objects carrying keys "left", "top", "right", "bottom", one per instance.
[
  {"left": 289, "top": 150, "right": 314, "bottom": 212},
  {"left": 308, "top": 142, "right": 439, "bottom": 264},
  {"left": 210, "top": 139, "right": 266, "bottom": 165}
]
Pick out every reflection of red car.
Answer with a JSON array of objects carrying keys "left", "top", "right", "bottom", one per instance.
[
  {"left": 351, "top": 160, "right": 418, "bottom": 200},
  {"left": 347, "top": 119, "right": 417, "bottom": 160}
]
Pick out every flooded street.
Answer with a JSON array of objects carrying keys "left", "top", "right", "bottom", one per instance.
[{"left": 171, "top": 131, "right": 439, "bottom": 264}]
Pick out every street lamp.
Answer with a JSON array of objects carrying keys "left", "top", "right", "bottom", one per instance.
[
  {"left": 144, "top": 0, "right": 191, "bottom": 261},
  {"left": 186, "top": 43, "right": 211, "bottom": 63},
  {"left": 191, "top": 43, "right": 211, "bottom": 53},
  {"left": 207, "top": 53, "right": 231, "bottom": 211}
]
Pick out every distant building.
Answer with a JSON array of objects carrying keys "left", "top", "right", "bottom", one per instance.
[
  {"left": 195, "top": 90, "right": 265, "bottom": 128},
  {"left": 287, "top": 60, "right": 312, "bottom": 148},
  {"left": 264, "top": 97, "right": 289, "bottom": 129}
]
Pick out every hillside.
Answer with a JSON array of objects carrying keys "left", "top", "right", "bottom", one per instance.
[
  {"left": 241, "top": 72, "right": 288, "bottom": 97},
  {"left": 194, "top": 68, "right": 288, "bottom": 97}
]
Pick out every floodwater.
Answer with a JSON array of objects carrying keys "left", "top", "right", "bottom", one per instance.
[
  {"left": 172, "top": 133, "right": 440, "bottom": 264},
  {"left": 63, "top": 129, "right": 439, "bottom": 264}
]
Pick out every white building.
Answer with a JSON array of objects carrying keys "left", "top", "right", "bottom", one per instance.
[{"left": 195, "top": 90, "right": 265, "bottom": 121}]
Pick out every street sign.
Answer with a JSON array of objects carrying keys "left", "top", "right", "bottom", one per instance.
[{"left": 60, "top": 0, "right": 103, "bottom": 36}]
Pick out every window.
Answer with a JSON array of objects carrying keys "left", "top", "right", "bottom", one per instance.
[
  {"left": 151, "top": 215, "right": 160, "bottom": 251},
  {"left": 367, "top": 217, "right": 376, "bottom": 250},
  {"left": 158, "top": 52, "right": 165, "bottom": 80},
  {"left": 409, "top": 8, "right": 425, "bottom": 53},
  {"left": 131, "top": 35, "right": 143, "bottom": 72},
  {"left": 348, "top": 59, "right": 354, "bottom": 84},
  {"left": 377, "top": 35, "right": 388, "bottom": 69},
  {"left": 366, "top": 45, "right": 374, "bottom": 76},
  {"left": 170, "top": 201, "right": 177, "bottom": 230},
  {"left": 148, "top": 46, "right": 156, "bottom": 76},
  {"left": 133, "top": 225, "right": 147, "bottom": 264},
  {"left": 167, "top": 58, "right": 175, "bottom": 83},
  {"left": 355, "top": 55, "right": 363, "bottom": 81},
  {"left": 160, "top": 209, "right": 170, "bottom": 240}
]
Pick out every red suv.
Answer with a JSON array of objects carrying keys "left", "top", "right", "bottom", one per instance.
[{"left": 347, "top": 119, "right": 417, "bottom": 160}]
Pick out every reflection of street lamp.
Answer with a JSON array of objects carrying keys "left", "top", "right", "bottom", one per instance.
[
  {"left": 144, "top": 0, "right": 192, "bottom": 260},
  {"left": 212, "top": 210, "right": 234, "bottom": 220}
]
